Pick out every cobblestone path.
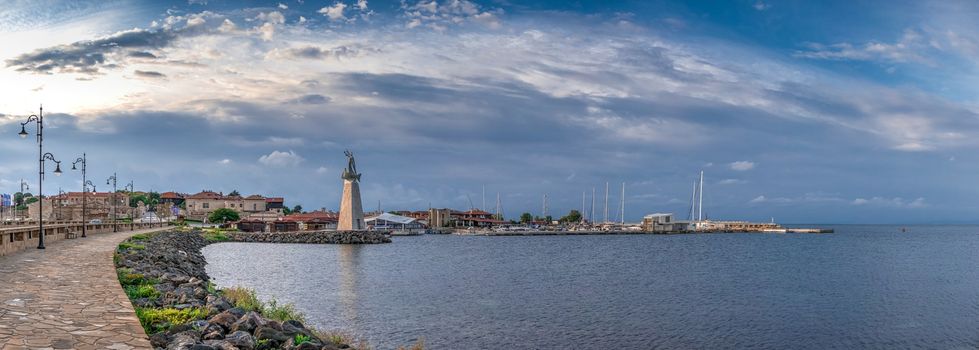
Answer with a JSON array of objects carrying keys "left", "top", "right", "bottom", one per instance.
[{"left": 0, "top": 227, "right": 169, "bottom": 350}]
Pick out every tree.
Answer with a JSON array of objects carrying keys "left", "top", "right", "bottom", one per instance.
[
  {"left": 282, "top": 206, "right": 292, "bottom": 215},
  {"left": 559, "top": 210, "right": 582, "bottom": 223},
  {"left": 129, "top": 193, "right": 149, "bottom": 207},
  {"left": 14, "top": 192, "right": 33, "bottom": 206},
  {"left": 208, "top": 208, "right": 240, "bottom": 223},
  {"left": 228, "top": 190, "right": 240, "bottom": 197},
  {"left": 545, "top": 215, "right": 553, "bottom": 223},
  {"left": 520, "top": 212, "right": 533, "bottom": 223},
  {"left": 292, "top": 205, "right": 303, "bottom": 214}
]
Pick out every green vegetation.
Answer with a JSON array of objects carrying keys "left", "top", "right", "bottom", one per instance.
[
  {"left": 125, "top": 284, "right": 160, "bottom": 300},
  {"left": 118, "top": 242, "right": 146, "bottom": 250},
  {"left": 222, "top": 287, "right": 264, "bottom": 312},
  {"left": 130, "top": 233, "right": 149, "bottom": 241},
  {"left": 263, "top": 299, "right": 306, "bottom": 323},
  {"left": 228, "top": 190, "right": 240, "bottom": 197},
  {"left": 202, "top": 230, "right": 230, "bottom": 242},
  {"left": 558, "top": 209, "right": 582, "bottom": 223},
  {"left": 520, "top": 212, "right": 533, "bottom": 223},
  {"left": 135, "top": 307, "right": 208, "bottom": 334},
  {"left": 294, "top": 334, "right": 312, "bottom": 345},
  {"left": 208, "top": 208, "right": 240, "bottom": 223}
]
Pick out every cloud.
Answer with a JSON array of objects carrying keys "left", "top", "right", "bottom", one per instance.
[
  {"left": 795, "top": 29, "right": 932, "bottom": 64},
  {"left": 258, "top": 150, "right": 304, "bottom": 166},
  {"left": 730, "top": 161, "right": 755, "bottom": 171},
  {"left": 218, "top": 159, "right": 232, "bottom": 165},
  {"left": 852, "top": 197, "right": 927, "bottom": 208},
  {"left": 265, "top": 45, "right": 373, "bottom": 60},
  {"left": 292, "top": 94, "right": 331, "bottom": 104},
  {"left": 4, "top": 12, "right": 219, "bottom": 75},
  {"left": 717, "top": 178, "right": 745, "bottom": 185},
  {"left": 278, "top": 3, "right": 288, "bottom": 10},
  {"left": 319, "top": 3, "right": 348, "bottom": 22},
  {"left": 402, "top": 0, "right": 503, "bottom": 31},
  {"left": 316, "top": 166, "right": 330, "bottom": 174},
  {"left": 753, "top": 1, "right": 770, "bottom": 11},
  {"left": 134, "top": 70, "right": 166, "bottom": 79}
]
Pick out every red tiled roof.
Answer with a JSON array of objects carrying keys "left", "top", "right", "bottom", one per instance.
[
  {"left": 187, "top": 191, "right": 223, "bottom": 199},
  {"left": 266, "top": 197, "right": 284, "bottom": 203},
  {"left": 283, "top": 211, "right": 339, "bottom": 222},
  {"left": 161, "top": 192, "right": 183, "bottom": 199}
]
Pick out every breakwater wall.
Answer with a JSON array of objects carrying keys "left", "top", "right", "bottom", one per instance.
[
  {"left": 115, "top": 229, "right": 386, "bottom": 349},
  {"left": 226, "top": 230, "right": 391, "bottom": 244}
]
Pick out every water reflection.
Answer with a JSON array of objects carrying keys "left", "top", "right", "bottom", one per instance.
[{"left": 338, "top": 244, "right": 361, "bottom": 325}]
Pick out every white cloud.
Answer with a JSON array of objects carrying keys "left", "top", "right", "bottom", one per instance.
[
  {"left": 218, "top": 159, "right": 232, "bottom": 165},
  {"left": 717, "top": 178, "right": 745, "bottom": 185},
  {"left": 851, "top": 197, "right": 927, "bottom": 208},
  {"left": 257, "top": 11, "right": 286, "bottom": 25},
  {"left": 316, "top": 166, "right": 330, "bottom": 174},
  {"left": 218, "top": 19, "right": 236, "bottom": 32},
  {"left": 319, "top": 3, "right": 348, "bottom": 22},
  {"left": 258, "top": 150, "right": 304, "bottom": 166},
  {"left": 753, "top": 1, "right": 770, "bottom": 11},
  {"left": 730, "top": 161, "right": 755, "bottom": 171},
  {"left": 278, "top": 3, "right": 289, "bottom": 10}
]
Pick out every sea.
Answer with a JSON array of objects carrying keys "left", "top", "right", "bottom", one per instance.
[{"left": 202, "top": 225, "right": 979, "bottom": 349}]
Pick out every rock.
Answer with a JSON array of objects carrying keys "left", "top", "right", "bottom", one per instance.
[
  {"left": 254, "top": 326, "right": 290, "bottom": 345},
  {"left": 281, "top": 320, "right": 305, "bottom": 335},
  {"left": 203, "top": 340, "right": 238, "bottom": 350},
  {"left": 149, "top": 332, "right": 171, "bottom": 348},
  {"left": 231, "top": 312, "right": 266, "bottom": 333},
  {"left": 224, "top": 331, "right": 256, "bottom": 350},
  {"left": 209, "top": 310, "right": 239, "bottom": 331},
  {"left": 167, "top": 330, "right": 202, "bottom": 350},
  {"left": 189, "top": 345, "right": 217, "bottom": 350},
  {"left": 206, "top": 295, "right": 233, "bottom": 315}
]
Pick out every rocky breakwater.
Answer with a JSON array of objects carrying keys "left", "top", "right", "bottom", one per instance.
[
  {"left": 227, "top": 230, "right": 391, "bottom": 244},
  {"left": 115, "top": 230, "right": 359, "bottom": 350}
]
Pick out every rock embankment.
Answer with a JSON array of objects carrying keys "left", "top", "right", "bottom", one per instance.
[
  {"left": 116, "top": 230, "right": 356, "bottom": 350},
  {"left": 227, "top": 231, "right": 391, "bottom": 244}
]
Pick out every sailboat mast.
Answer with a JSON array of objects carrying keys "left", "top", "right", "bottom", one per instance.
[
  {"left": 620, "top": 182, "right": 625, "bottom": 224},
  {"left": 698, "top": 170, "right": 704, "bottom": 221},
  {"left": 689, "top": 181, "right": 697, "bottom": 221},
  {"left": 581, "top": 191, "right": 586, "bottom": 223},
  {"left": 604, "top": 182, "right": 609, "bottom": 223},
  {"left": 591, "top": 187, "right": 596, "bottom": 223}
]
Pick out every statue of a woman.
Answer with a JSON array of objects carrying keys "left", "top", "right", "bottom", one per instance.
[{"left": 342, "top": 150, "right": 361, "bottom": 181}]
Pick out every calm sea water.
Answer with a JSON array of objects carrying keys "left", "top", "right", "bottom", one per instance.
[{"left": 202, "top": 225, "right": 979, "bottom": 349}]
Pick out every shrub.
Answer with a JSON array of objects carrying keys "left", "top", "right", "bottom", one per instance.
[
  {"left": 135, "top": 307, "right": 209, "bottom": 334},
  {"left": 294, "top": 334, "right": 311, "bottom": 345},
  {"left": 202, "top": 231, "right": 230, "bottom": 243},
  {"left": 118, "top": 242, "right": 146, "bottom": 251},
  {"left": 263, "top": 299, "right": 306, "bottom": 323},
  {"left": 125, "top": 284, "right": 160, "bottom": 300},
  {"left": 130, "top": 233, "right": 149, "bottom": 240},
  {"left": 222, "top": 287, "right": 263, "bottom": 312}
]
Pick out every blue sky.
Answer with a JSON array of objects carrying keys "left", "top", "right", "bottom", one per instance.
[{"left": 2, "top": 0, "right": 979, "bottom": 223}]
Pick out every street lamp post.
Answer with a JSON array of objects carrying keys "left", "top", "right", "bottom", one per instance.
[
  {"left": 124, "top": 181, "right": 134, "bottom": 230},
  {"left": 107, "top": 173, "right": 117, "bottom": 232},
  {"left": 72, "top": 154, "right": 89, "bottom": 237},
  {"left": 57, "top": 188, "right": 66, "bottom": 221},
  {"left": 19, "top": 179, "right": 29, "bottom": 221},
  {"left": 18, "top": 106, "right": 63, "bottom": 249}
]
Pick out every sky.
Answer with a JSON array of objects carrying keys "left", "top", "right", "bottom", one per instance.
[{"left": 1, "top": 0, "right": 979, "bottom": 224}]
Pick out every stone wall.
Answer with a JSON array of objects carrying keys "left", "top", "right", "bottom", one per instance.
[{"left": 226, "top": 230, "right": 391, "bottom": 244}]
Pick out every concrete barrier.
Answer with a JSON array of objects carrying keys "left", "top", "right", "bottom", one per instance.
[{"left": 0, "top": 222, "right": 167, "bottom": 257}]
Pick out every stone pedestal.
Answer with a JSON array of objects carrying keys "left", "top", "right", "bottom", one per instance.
[{"left": 337, "top": 179, "right": 365, "bottom": 230}]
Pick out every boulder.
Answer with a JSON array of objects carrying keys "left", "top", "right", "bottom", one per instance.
[{"left": 224, "top": 331, "right": 256, "bottom": 350}]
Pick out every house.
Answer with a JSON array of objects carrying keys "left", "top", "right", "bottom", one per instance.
[
  {"left": 641, "top": 213, "right": 685, "bottom": 232},
  {"left": 366, "top": 212, "right": 425, "bottom": 233},
  {"left": 266, "top": 197, "right": 285, "bottom": 212},
  {"left": 160, "top": 192, "right": 185, "bottom": 206},
  {"left": 282, "top": 211, "right": 339, "bottom": 231},
  {"left": 454, "top": 209, "right": 505, "bottom": 227},
  {"left": 185, "top": 190, "right": 274, "bottom": 218}
]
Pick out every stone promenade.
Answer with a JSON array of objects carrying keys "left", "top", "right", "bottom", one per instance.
[{"left": 0, "top": 227, "right": 169, "bottom": 350}]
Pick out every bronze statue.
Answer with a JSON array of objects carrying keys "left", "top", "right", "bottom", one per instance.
[{"left": 341, "top": 150, "right": 361, "bottom": 181}]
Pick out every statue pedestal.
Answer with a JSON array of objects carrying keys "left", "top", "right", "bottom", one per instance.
[{"left": 338, "top": 179, "right": 365, "bottom": 230}]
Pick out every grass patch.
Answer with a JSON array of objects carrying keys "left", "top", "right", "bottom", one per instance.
[
  {"left": 118, "top": 242, "right": 146, "bottom": 251},
  {"left": 135, "top": 307, "right": 208, "bottom": 334},
  {"left": 397, "top": 339, "right": 425, "bottom": 350},
  {"left": 130, "top": 233, "right": 149, "bottom": 240},
  {"left": 202, "top": 230, "right": 230, "bottom": 243},
  {"left": 294, "top": 334, "right": 312, "bottom": 345},
  {"left": 263, "top": 299, "right": 306, "bottom": 323},
  {"left": 124, "top": 284, "right": 160, "bottom": 300},
  {"left": 222, "top": 287, "right": 263, "bottom": 312}
]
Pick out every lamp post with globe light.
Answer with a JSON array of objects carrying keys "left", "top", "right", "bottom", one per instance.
[{"left": 17, "top": 105, "right": 63, "bottom": 249}]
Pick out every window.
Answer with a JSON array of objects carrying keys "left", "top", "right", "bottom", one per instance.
[{"left": 203, "top": 202, "right": 209, "bottom": 209}]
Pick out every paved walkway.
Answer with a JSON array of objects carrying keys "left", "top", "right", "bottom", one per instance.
[{"left": 0, "top": 227, "right": 169, "bottom": 350}]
